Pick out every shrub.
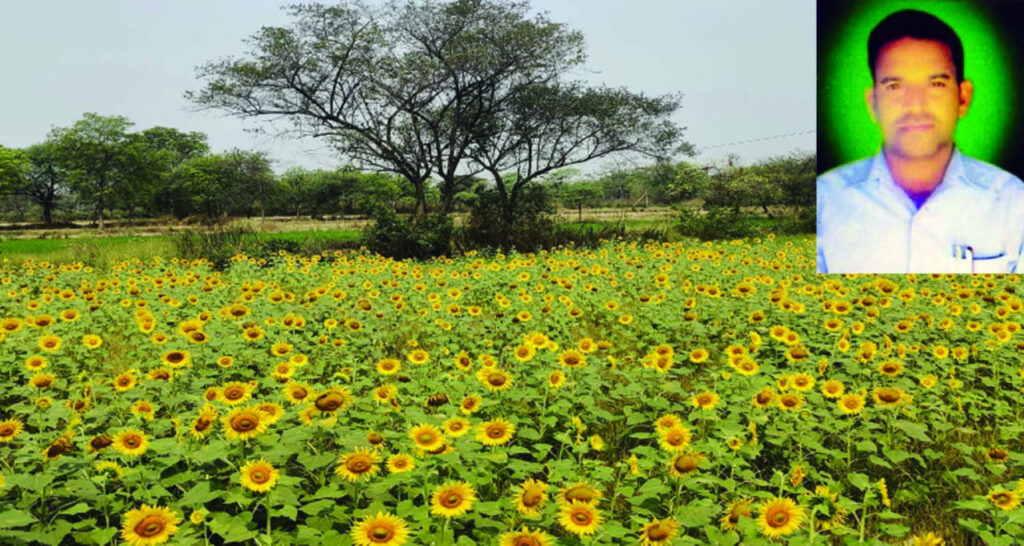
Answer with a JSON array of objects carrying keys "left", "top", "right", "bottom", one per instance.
[
  {"left": 173, "top": 225, "right": 253, "bottom": 269},
  {"left": 362, "top": 206, "right": 453, "bottom": 260},
  {"left": 675, "top": 206, "right": 758, "bottom": 241}
]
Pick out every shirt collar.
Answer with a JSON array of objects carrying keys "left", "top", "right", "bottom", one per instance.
[{"left": 857, "top": 146, "right": 971, "bottom": 191}]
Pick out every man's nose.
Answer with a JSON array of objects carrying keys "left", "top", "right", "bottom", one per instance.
[{"left": 902, "top": 85, "right": 928, "bottom": 113}]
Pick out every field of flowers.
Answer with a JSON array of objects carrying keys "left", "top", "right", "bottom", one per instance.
[{"left": 0, "top": 235, "right": 1022, "bottom": 545}]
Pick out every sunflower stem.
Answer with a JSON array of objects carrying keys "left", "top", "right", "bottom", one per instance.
[{"left": 264, "top": 490, "right": 272, "bottom": 545}]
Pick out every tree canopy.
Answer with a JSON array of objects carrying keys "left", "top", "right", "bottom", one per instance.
[{"left": 187, "top": 0, "right": 687, "bottom": 221}]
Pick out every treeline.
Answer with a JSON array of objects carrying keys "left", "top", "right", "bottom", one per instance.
[{"left": 0, "top": 113, "right": 426, "bottom": 227}]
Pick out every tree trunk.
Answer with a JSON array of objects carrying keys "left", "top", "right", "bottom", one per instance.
[
  {"left": 414, "top": 182, "right": 427, "bottom": 223},
  {"left": 42, "top": 204, "right": 52, "bottom": 225},
  {"left": 97, "top": 195, "right": 105, "bottom": 230},
  {"left": 578, "top": 203, "right": 582, "bottom": 223}
]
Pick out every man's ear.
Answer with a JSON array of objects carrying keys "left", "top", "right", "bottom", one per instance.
[
  {"left": 958, "top": 79, "right": 974, "bottom": 118},
  {"left": 864, "top": 87, "right": 877, "bottom": 123}
]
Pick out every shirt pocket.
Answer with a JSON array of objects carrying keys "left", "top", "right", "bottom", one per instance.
[{"left": 971, "top": 252, "right": 1010, "bottom": 274}]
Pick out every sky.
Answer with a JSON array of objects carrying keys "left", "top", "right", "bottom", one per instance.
[{"left": 0, "top": 0, "right": 815, "bottom": 175}]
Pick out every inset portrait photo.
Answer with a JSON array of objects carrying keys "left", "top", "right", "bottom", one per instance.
[{"left": 817, "top": 1, "right": 1024, "bottom": 274}]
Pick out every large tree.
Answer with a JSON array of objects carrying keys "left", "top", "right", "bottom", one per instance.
[
  {"left": 468, "top": 82, "right": 683, "bottom": 226},
  {"left": 19, "top": 142, "right": 67, "bottom": 225},
  {"left": 186, "top": 0, "right": 612, "bottom": 221},
  {"left": 0, "top": 145, "right": 30, "bottom": 197},
  {"left": 50, "top": 113, "right": 140, "bottom": 229}
]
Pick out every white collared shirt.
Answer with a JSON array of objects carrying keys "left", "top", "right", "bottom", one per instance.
[{"left": 817, "top": 148, "right": 1024, "bottom": 273}]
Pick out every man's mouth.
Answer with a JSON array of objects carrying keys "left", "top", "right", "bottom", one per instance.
[{"left": 898, "top": 123, "right": 934, "bottom": 132}]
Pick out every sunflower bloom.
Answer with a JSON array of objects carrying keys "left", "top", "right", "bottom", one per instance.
[
  {"left": 386, "top": 454, "right": 415, "bottom": 474},
  {"left": 431, "top": 481, "right": 476, "bottom": 518},
  {"left": 336, "top": 448, "right": 381, "bottom": 482},
  {"left": 476, "top": 418, "right": 515, "bottom": 446},
  {"left": 113, "top": 429, "right": 149, "bottom": 457},
  {"left": 350, "top": 512, "right": 409, "bottom": 546},
  {"left": 639, "top": 518, "right": 679, "bottom": 545},
  {"left": 757, "top": 497, "right": 805, "bottom": 539},
  {"left": 222, "top": 407, "right": 269, "bottom": 441},
  {"left": 409, "top": 423, "right": 446, "bottom": 452},
  {"left": 120, "top": 504, "right": 181, "bottom": 546},
  {"left": 499, "top": 526, "right": 553, "bottom": 546},
  {"left": 514, "top": 479, "right": 549, "bottom": 516},
  {"left": 989, "top": 489, "right": 1021, "bottom": 511},
  {"left": 239, "top": 459, "right": 279, "bottom": 493},
  {"left": 558, "top": 500, "right": 603, "bottom": 537}
]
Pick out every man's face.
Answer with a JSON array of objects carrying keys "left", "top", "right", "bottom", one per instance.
[{"left": 866, "top": 37, "right": 973, "bottom": 160}]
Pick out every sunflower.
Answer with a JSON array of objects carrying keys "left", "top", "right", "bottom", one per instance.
[
  {"left": 989, "top": 489, "right": 1021, "bottom": 510},
  {"left": 513, "top": 344, "right": 536, "bottom": 363},
  {"left": 547, "top": 370, "right": 566, "bottom": 388},
  {"left": 878, "top": 359, "right": 904, "bottom": 377},
  {"left": 821, "top": 379, "right": 845, "bottom": 398},
  {"left": 514, "top": 479, "right": 548, "bottom": 516},
  {"left": 476, "top": 418, "right": 515, "bottom": 446},
  {"left": 376, "top": 358, "right": 401, "bottom": 375},
  {"left": 691, "top": 391, "right": 719, "bottom": 410},
  {"left": 86, "top": 434, "right": 114, "bottom": 453},
  {"left": 120, "top": 504, "right": 181, "bottom": 546},
  {"left": 838, "top": 393, "right": 866, "bottom": 415},
  {"left": 654, "top": 413, "right": 682, "bottom": 433},
  {"left": 82, "top": 334, "right": 103, "bottom": 349},
  {"left": 689, "top": 348, "right": 710, "bottom": 363},
  {"left": 25, "top": 355, "right": 48, "bottom": 371},
  {"left": 350, "top": 512, "right": 409, "bottom": 546},
  {"left": 407, "top": 349, "right": 430, "bottom": 365},
  {"left": 239, "top": 459, "right": 279, "bottom": 492},
  {"left": 217, "top": 355, "right": 234, "bottom": 368},
  {"left": 113, "top": 429, "right": 148, "bottom": 457},
  {"left": 904, "top": 532, "right": 945, "bottom": 546},
  {"left": 387, "top": 454, "right": 416, "bottom": 474},
  {"left": 668, "top": 452, "right": 705, "bottom": 478},
  {"left": 314, "top": 386, "right": 353, "bottom": 413},
  {"left": 459, "top": 394, "right": 482, "bottom": 415},
  {"left": 283, "top": 382, "right": 312, "bottom": 405},
  {"left": 499, "top": 526, "right": 554, "bottom": 546},
  {"left": 872, "top": 387, "right": 908, "bottom": 408},
  {"left": 558, "top": 500, "right": 603, "bottom": 537},
  {"left": 777, "top": 392, "right": 804, "bottom": 411},
  {"left": 147, "top": 368, "right": 172, "bottom": 382},
  {"left": 220, "top": 382, "right": 252, "bottom": 405},
  {"left": 160, "top": 350, "right": 191, "bottom": 368},
  {"left": 558, "top": 482, "right": 602, "bottom": 506},
  {"left": 443, "top": 417, "right": 471, "bottom": 438},
  {"left": 720, "top": 498, "right": 754, "bottom": 531},
  {"left": 113, "top": 371, "right": 138, "bottom": 392},
  {"left": 477, "top": 367, "right": 513, "bottom": 392},
  {"left": 733, "top": 357, "right": 759, "bottom": 375},
  {"left": 409, "top": 423, "right": 446, "bottom": 452},
  {"left": 336, "top": 448, "right": 381, "bottom": 482},
  {"left": 558, "top": 350, "right": 587, "bottom": 368},
  {"left": 658, "top": 425, "right": 692, "bottom": 453},
  {"left": 757, "top": 497, "right": 805, "bottom": 539},
  {"left": 639, "top": 518, "right": 679, "bottom": 545},
  {"left": 29, "top": 373, "right": 55, "bottom": 389},
  {"left": 255, "top": 402, "right": 284, "bottom": 425},
  {"left": 94, "top": 460, "right": 125, "bottom": 479},
  {"left": 806, "top": 485, "right": 847, "bottom": 531},
  {"left": 431, "top": 481, "right": 476, "bottom": 518},
  {"left": 791, "top": 373, "right": 814, "bottom": 391},
  {"left": 131, "top": 400, "right": 156, "bottom": 420},
  {"left": 37, "top": 334, "right": 62, "bottom": 352},
  {"left": 223, "top": 407, "right": 269, "bottom": 441}
]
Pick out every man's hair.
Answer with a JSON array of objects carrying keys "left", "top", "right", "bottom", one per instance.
[{"left": 868, "top": 9, "right": 964, "bottom": 83}]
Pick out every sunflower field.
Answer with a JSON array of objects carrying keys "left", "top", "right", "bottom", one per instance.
[{"left": 0, "top": 235, "right": 1022, "bottom": 545}]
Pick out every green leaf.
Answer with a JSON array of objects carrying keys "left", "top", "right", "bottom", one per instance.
[
  {"left": 300, "top": 499, "right": 334, "bottom": 516},
  {"left": 848, "top": 473, "right": 871, "bottom": 491},
  {"left": 895, "top": 420, "right": 931, "bottom": 443},
  {"left": 180, "top": 480, "right": 221, "bottom": 506},
  {"left": 0, "top": 510, "right": 37, "bottom": 529},
  {"left": 60, "top": 503, "right": 92, "bottom": 516},
  {"left": 208, "top": 513, "right": 259, "bottom": 544}
]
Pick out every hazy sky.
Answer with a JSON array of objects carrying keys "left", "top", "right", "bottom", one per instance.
[{"left": 0, "top": 1, "right": 815, "bottom": 174}]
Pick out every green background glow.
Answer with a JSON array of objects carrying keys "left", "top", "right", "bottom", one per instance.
[{"left": 818, "top": 0, "right": 1018, "bottom": 172}]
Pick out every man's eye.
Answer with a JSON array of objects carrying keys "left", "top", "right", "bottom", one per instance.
[
  {"left": 930, "top": 81, "right": 946, "bottom": 88},
  {"left": 886, "top": 83, "right": 900, "bottom": 90}
]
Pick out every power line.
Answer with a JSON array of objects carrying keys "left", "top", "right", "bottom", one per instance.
[{"left": 696, "top": 129, "right": 816, "bottom": 152}]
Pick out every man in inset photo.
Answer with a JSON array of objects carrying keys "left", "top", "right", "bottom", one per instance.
[{"left": 817, "top": 9, "right": 1024, "bottom": 274}]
